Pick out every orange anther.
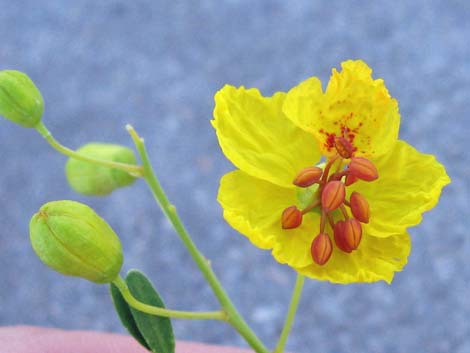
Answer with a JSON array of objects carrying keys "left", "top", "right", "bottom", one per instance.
[
  {"left": 334, "top": 219, "right": 362, "bottom": 252},
  {"left": 293, "top": 166, "right": 323, "bottom": 187},
  {"left": 350, "top": 192, "right": 370, "bottom": 223},
  {"left": 333, "top": 220, "right": 352, "bottom": 253},
  {"left": 345, "top": 173, "right": 358, "bottom": 186},
  {"left": 342, "top": 218, "right": 362, "bottom": 251},
  {"left": 321, "top": 181, "right": 346, "bottom": 212},
  {"left": 348, "top": 157, "right": 378, "bottom": 182},
  {"left": 281, "top": 206, "right": 303, "bottom": 229},
  {"left": 311, "top": 233, "right": 333, "bottom": 266}
]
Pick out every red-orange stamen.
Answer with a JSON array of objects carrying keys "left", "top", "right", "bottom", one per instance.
[
  {"left": 283, "top": 151, "right": 376, "bottom": 259},
  {"left": 311, "top": 233, "right": 333, "bottom": 266},
  {"left": 345, "top": 173, "right": 358, "bottom": 186},
  {"left": 281, "top": 206, "right": 302, "bottom": 229},
  {"left": 348, "top": 157, "right": 379, "bottom": 182},
  {"left": 293, "top": 166, "right": 323, "bottom": 187},
  {"left": 342, "top": 218, "right": 362, "bottom": 251},
  {"left": 350, "top": 192, "right": 370, "bottom": 223},
  {"left": 321, "top": 181, "right": 345, "bottom": 212},
  {"left": 334, "top": 220, "right": 352, "bottom": 253}
]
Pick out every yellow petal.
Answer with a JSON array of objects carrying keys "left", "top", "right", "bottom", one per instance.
[
  {"left": 351, "top": 140, "right": 451, "bottom": 238},
  {"left": 218, "top": 170, "right": 320, "bottom": 267},
  {"left": 297, "top": 232, "right": 411, "bottom": 284},
  {"left": 283, "top": 60, "right": 400, "bottom": 158},
  {"left": 213, "top": 85, "right": 321, "bottom": 188}
]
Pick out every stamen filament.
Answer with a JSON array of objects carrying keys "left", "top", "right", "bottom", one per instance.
[
  {"left": 321, "top": 154, "right": 340, "bottom": 184},
  {"left": 320, "top": 209, "right": 327, "bottom": 233},
  {"left": 328, "top": 170, "right": 349, "bottom": 182},
  {"left": 326, "top": 212, "right": 336, "bottom": 229},
  {"left": 334, "top": 157, "right": 344, "bottom": 173},
  {"left": 301, "top": 200, "right": 320, "bottom": 214},
  {"left": 340, "top": 204, "right": 349, "bottom": 219}
]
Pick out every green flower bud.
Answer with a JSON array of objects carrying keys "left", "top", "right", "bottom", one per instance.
[
  {"left": 30, "top": 200, "right": 123, "bottom": 283},
  {"left": 0, "top": 70, "right": 44, "bottom": 128},
  {"left": 65, "top": 143, "right": 137, "bottom": 196}
]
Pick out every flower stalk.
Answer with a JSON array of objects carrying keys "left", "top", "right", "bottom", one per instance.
[
  {"left": 112, "top": 276, "right": 227, "bottom": 320},
  {"left": 126, "top": 124, "right": 271, "bottom": 353},
  {"left": 35, "top": 121, "right": 144, "bottom": 177},
  {"left": 274, "top": 274, "right": 305, "bottom": 353}
]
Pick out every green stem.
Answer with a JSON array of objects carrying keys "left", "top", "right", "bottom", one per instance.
[
  {"left": 34, "top": 121, "right": 144, "bottom": 177},
  {"left": 112, "top": 276, "right": 226, "bottom": 320},
  {"left": 126, "top": 125, "right": 270, "bottom": 353},
  {"left": 273, "top": 274, "right": 305, "bottom": 353}
]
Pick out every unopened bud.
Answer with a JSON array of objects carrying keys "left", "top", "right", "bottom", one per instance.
[
  {"left": 0, "top": 70, "right": 44, "bottom": 128},
  {"left": 281, "top": 206, "right": 303, "bottom": 229},
  {"left": 311, "top": 233, "right": 333, "bottom": 266},
  {"left": 345, "top": 173, "right": 358, "bottom": 186},
  {"left": 65, "top": 143, "right": 137, "bottom": 196},
  {"left": 293, "top": 166, "right": 323, "bottom": 187},
  {"left": 321, "top": 181, "right": 345, "bottom": 212},
  {"left": 348, "top": 157, "right": 378, "bottom": 182},
  {"left": 350, "top": 192, "right": 370, "bottom": 223},
  {"left": 334, "top": 136, "right": 354, "bottom": 159},
  {"left": 343, "top": 218, "right": 362, "bottom": 251},
  {"left": 30, "top": 200, "right": 123, "bottom": 283}
]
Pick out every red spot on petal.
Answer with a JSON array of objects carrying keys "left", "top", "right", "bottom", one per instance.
[{"left": 319, "top": 114, "right": 369, "bottom": 155}]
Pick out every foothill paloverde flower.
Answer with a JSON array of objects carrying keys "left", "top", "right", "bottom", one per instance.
[
  {"left": 0, "top": 61, "right": 452, "bottom": 353},
  {"left": 213, "top": 60, "right": 450, "bottom": 284}
]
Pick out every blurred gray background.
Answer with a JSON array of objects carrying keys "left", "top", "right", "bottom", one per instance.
[{"left": 0, "top": 1, "right": 468, "bottom": 352}]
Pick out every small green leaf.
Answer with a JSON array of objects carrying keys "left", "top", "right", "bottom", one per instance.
[
  {"left": 125, "top": 270, "right": 175, "bottom": 353},
  {"left": 110, "top": 283, "right": 151, "bottom": 351}
]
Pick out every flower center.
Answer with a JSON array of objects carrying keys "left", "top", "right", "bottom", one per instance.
[{"left": 281, "top": 146, "right": 379, "bottom": 266}]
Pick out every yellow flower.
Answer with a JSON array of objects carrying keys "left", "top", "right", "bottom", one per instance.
[{"left": 212, "top": 60, "right": 450, "bottom": 284}]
